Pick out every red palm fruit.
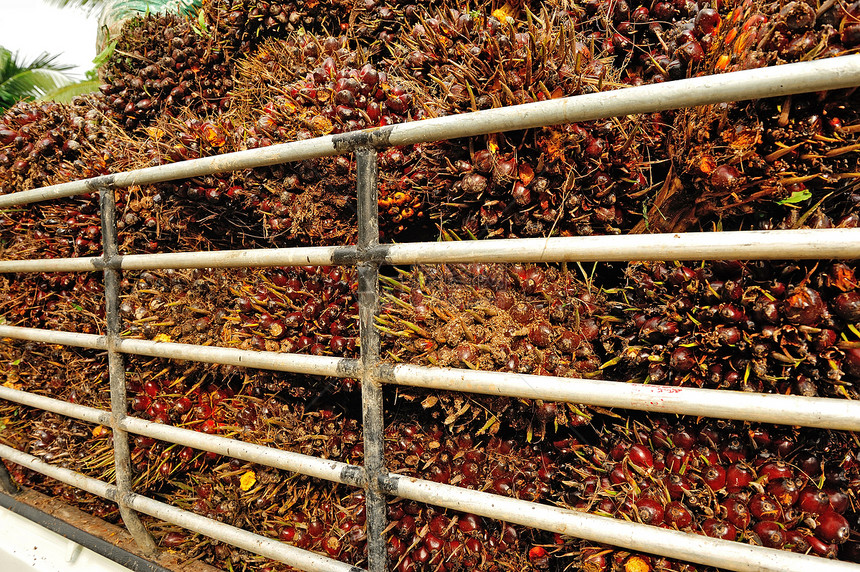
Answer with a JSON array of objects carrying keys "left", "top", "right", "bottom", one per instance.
[
  {"left": 798, "top": 487, "right": 831, "bottom": 515},
  {"left": 529, "top": 322, "right": 554, "bottom": 347},
  {"left": 528, "top": 546, "right": 549, "bottom": 568},
  {"left": 636, "top": 498, "right": 664, "bottom": 525},
  {"left": 702, "top": 464, "right": 727, "bottom": 491},
  {"left": 666, "top": 448, "right": 690, "bottom": 473},
  {"left": 610, "top": 463, "right": 633, "bottom": 485},
  {"left": 816, "top": 511, "right": 851, "bottom": 544},
  {"left": 413, "top": 545, "right": 430, "bottom": 564},
  {"left": 723, "top": 498, "right": 751, "bottom": 530},
  {"left": 754, "top": 521, "right": 786, "bottom": 548},
  {"left": 694, "top": 445, "right": 720, "bottom": 467},
  {"left": 628, "top": 444, "right": 654, "bottom": 470},
  {"left": 670, "top": 426, "right": 696, "bottom": 450},
  {"left": 611, "top": 441, "right": 630, "bottom": 461},
  {"left": 665, "top": 501, "right": 693, "bottom": 529},
  {"left": 709, "top": 164, "right": 741, "bottom": 192},
  {"left": 599, "top": 498, "right": 618, "bottom": 515},
  {"left": 827, "top": 489, "right": 849, "bottom": 514},
  {"left": 669, "top": 346, "right": 696, "bottom": 372},
  {"left": 719, "top": 436, "right": 747, "bottom": 464},
  {"left": 324, "top": 536, "right": 341, "bottom": 557},
  {"left": 759, "top": 461, "right": 793, "bottom": 482},
  {"left": 581, "top": 548, "right": 609, "bottom": 571},
  {"left": 843, "top": 348, "right": 860, "bottom": 377},
  {"left": 397, "top": 556, "right": 415, "bottom": 572},
  {"left": 665, "top": 474, "right": 692, "bottom": 500},
  {"left": 694, "top": 7, "right": 720, "bottom": 35},
  {"left": 131, "top": 395, "right": 151, "bottom": 411},
  {"left": 702, "top": 518, "right": 737, "bottom": 541},
  {"left": 833, "top": 292, "right": 860, "bottom": 322},
  {"left": 458, "top": 513, "right": 482, "bottom": 534},
  {"left": 424, "top": 533, "right": 443, "bottom": 552},
  {"left": 785, "top": 529, "right": 812, "bottom": 553},
  {"left": 161, "top": 532, "right": 186, "bottom": 547},
  {"left": 784, "top": 286, "right": 827, "bottom": 325},
  {"left": 767, "top": 479, "right": 800, "bottom": 507},
  {"left": 807, "top": 534, "right": 839, "bottom": 558},
  {"left": 750, "top": 493, "right": 782, "bottom": 521},
  {"left": 144, "top": 380, "right": 160, "bottom": 397},
  {"left": 388, "top": 536, "right": 405, "bottom": 559},
  {"left": 726, "top": 463, "right": 754, "bottom": 492},
  {"left": 429, "top": 515, "right": 449, "bottom": 537}
]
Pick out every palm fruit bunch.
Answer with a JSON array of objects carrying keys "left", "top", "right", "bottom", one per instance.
[
  {"left": 97, "top": 13, "right": 233, "bottom": 130},
  {"left": 120, "top": 266, "right": 359, "bottom": 372},
  {"left": 644, "top": 0, "right": 860, "bottom": 234},
  {"left": 0, "top": 271, "right": 104, "bottom": 333},
  {"left": 0, "top": 99, "right": 109, "bottom": 261},
  {"left": 378, "top": 263, "right": 605, "bottom": 431},
  {"left": 200, "top": 0, "right": 361, "bottom": 57},
  {"left": 557, "top": 413, "right": 860, "bottom": 568},
  {"left": 600, "top": 259, "right": 860, "bottom": 398},
  {"left": 0, "top": 341, "right": 119, "bottom": 521},
  {"left": 0, "top": 100, "right": 105, "bottom": 195},
  {"left": 385, "top": 7, "right": 662, "bottom": 238}
]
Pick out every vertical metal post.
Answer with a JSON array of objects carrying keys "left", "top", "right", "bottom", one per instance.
[
  {"left": 99, "top": 187, "right": 158, "bottom": 556},
  {"left": 356, "top": 148, "right": 387, "bottom": 572}
]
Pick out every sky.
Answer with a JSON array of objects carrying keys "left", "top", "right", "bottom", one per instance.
[{"left": 1, "top": 0, "right": 100, "bottom": 80}]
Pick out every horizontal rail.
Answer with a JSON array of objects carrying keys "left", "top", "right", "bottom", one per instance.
[
  {"left": 379, "top": 229, "right": 860, "bottom": 264},
  {"left": 126, "top": 494, "right": 364, "bottom": 572},
  {"left": 0, "top": 444, "right": 114, "bottom": 500},
  {"left": 0, "top": 55, "right": 857, "bottom": 208},
  {"left": 0, "top": 385, "right": 365, "bottom": 487},
  {"left": 0, "top": 246, "right": 352, "bottom": 273},
  {"left": 383, "top": 365, "right": 860, "bottom": 431},
  {"left": 6, "top": 229, "right": 860, "bottom": 273},
  {"left": 0, "top": 325, "right": 107, "bottom": 350},
  {"left": 0, "top": 326, "right": 360, "bottom": 377},
  {"left": 387, "top": 475, "right": 860, "bottom": 572},
  {"left": 0, "top": 445, "right": 363, "bottom": 572},
  {"left": 121, "top": 416, "right": 365, "bottom": 487},
  {"left": 0, "top": 386, "right": 109, "bottom": 426},
  {"left": 115, "top": 338, "right": 360, "bottom": 376},
  {"left": 0, "top": 257, "right": 103, "bottom": 273}
]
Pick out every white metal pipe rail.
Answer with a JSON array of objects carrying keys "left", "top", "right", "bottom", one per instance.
[
  {"left": 3, "top": 228, "right": 860, "bottom": 274},
  {"left": 1, "top": 55, "right": 859, "bottom": 572}
]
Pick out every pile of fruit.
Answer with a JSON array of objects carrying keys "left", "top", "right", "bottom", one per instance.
[{"left": 1, "top": 0, "right": 859, "bottom": 570}]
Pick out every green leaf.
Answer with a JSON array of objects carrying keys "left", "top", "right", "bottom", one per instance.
[
  {"left": 10, "top": 359, "right": 20, "bottom": 366},
  {"left": 776, "top": 189, "right": 813, "bottom": 205},
  {"left": 92, "top": 40, "right": 117, "bottom": 70},
  {"left": 72, "top": 303, "right": 84, "bottom": 312},
  {"left": 0, "top": 46, "right": 77, "bottom": 112},
  {"left": 39, "top": 80, "right": 100, "bottom": 103}
]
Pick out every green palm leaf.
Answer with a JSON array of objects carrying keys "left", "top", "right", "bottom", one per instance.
[
  {"left": 0, "top": 47, "right": 77, "bottom": 112},
  {"left": 39, "top": 80, "right": 100, "bottom": 103}
]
